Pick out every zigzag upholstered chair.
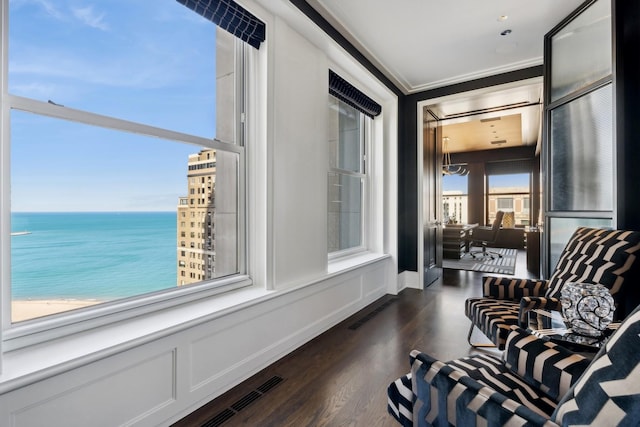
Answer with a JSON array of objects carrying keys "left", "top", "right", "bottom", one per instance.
[
  {"left": 465, "top": 227, "right": 640, "bottom": 350},
  {"left": 387, "top": 303, "right": 640, "bottom": 426}
]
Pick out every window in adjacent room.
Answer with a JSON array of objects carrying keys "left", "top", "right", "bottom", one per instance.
[
  {"left": 2, "top": 0, "right": 263, "bottom": 330},
  {"left": 487, "top": 173, "right": 531, "bottom": 226},
  {"left": 442, "top": 174, "right": 468, "bottom": 224}
]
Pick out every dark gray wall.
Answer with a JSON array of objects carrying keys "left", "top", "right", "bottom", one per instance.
[
  {"left": 398, "top": 67, "right": 544, "bottom": 272},
  {"left": 614, "top": 0, "right": 640, "bottom": 230}
]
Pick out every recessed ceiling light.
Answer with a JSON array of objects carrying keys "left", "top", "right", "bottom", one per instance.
[
  {"left": 500, "top": 29, "right": 512, "bottom": 36},
  {"left": 498, "top": 15, "right": 508, "bottom": 22}
]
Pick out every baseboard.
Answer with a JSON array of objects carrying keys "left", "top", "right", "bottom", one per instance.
[{"left": 398, "top": 270, "right": 419, "bottom": 290}]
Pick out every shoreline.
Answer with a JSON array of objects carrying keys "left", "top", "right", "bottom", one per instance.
[{"left": 12, "top": 299, "right": 103, "bottom": 323}]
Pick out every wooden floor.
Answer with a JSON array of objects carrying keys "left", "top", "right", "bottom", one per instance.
[{"left": 173, "top": 251, "right": 536, "bottom": 427}]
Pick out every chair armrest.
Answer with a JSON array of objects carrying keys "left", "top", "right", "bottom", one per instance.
[
  {"left": 503, "top": 326, "right": 590, "bottom": 402},
  {"left": 518, "top": 296, "right": 562, "bottom": 326},
  {"left": 482, "top": 275, "right": 549, "bottom": 300},
  {"left": 387, "top": 373, "right": 413, "bottom": 427},
  {"left": 410, "top": 350, "right": 554, "bottom": 426}
]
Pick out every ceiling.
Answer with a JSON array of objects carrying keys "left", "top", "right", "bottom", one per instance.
[
  {"left": 305, "top": 0, "right": 586, "bottom": 153},
  {"left": 307, "top": 0, "right": 584, "bottom": 94},
  {"left": 427, "top": 79, "right": 543, "bottom": 153}
]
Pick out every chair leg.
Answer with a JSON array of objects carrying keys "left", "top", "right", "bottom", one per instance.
[
  {"left": 470, "top": 246, "right": 503, "bottom": 260},
  {"left": 467, "top": 323, "right": 497, "bottom": 348}
]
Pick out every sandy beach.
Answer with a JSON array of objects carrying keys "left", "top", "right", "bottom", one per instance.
[{"left": 12, "top": 299, "right": 103, "bottom": 323}]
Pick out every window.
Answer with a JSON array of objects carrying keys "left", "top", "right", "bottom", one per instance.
[
  {"left": 487, "top": 173, "right": 531, "bottom": 226},
  {"left": 442, "top": 174, "right": 468, "bottom": 224},
  {"left": 327, "top": 96, "right": 368, "bottom": 254},
  {"left": 497, "top": 198, "right": 514, "bottom": 210},
  {"left": 3, "top": 0, "right": 255, "bottom": 328},
  {"left": 326, "top": 70, "right": 381, "bottom": 257}
]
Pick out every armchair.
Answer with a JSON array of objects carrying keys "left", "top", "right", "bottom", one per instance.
[
  {"left": 465, "top": 227, "right": 640, "bottom": 349},
  {"left": 468, "top": 211, "right": 505, "bottom": 260},
  {"left": 387, "top": 304, "right": 640, "bottom": 426}
]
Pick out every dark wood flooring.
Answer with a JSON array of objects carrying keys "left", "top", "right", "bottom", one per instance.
[{"left": 173, "top": 251, "right": 537, "bottom": 427}]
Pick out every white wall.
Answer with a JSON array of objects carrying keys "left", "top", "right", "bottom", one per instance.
[
  {"left": 0, "top": 260, "right": 392, "bottom": 426},
  {"left": 271, "top": 16, "right": 329, "bottom": 289},
  {"left": 0, "top": 1, "right": 399, "bottom": 425}
]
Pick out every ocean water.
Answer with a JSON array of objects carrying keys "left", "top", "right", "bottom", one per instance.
[{"left": 10, "top": 212, "right": 177, "bottom": 300}]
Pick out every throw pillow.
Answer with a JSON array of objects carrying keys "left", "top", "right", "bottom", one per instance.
[{"left": 552, "top": 303, "right": 640, "bottom": 425}]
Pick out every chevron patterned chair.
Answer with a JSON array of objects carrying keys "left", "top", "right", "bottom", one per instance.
[
  {"left": 387, "top": 302, "right": 640, "bottom": 426},
  {"left": 465, "top": 227, "right": 640, "bottom": 350}
]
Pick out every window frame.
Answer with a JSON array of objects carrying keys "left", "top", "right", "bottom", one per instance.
[
  {"left": 327, "top": 95, "right": 371, "bottom": 260},
  {"left": 0, "top": 4, "right": 252, "bottom": 351}
]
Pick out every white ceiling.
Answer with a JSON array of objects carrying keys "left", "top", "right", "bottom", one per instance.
[
  {"left": 306, "top": 0, "right": 586, "bottom": 153},
  {"left": 308, "top": 0, "right": 585, "bottom": 94}
]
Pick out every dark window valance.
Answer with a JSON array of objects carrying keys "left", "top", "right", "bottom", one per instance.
[
  {"left": 485, "top": 159, "right": 534, "bottom": 175},
  {"left": 176, "top": 0, "right": 265, "bottom": 49},
  {"left": 329, "top": 70, "right": 381, "bottom": 118}
]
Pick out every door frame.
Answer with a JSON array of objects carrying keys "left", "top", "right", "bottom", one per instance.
[{"left": 416, "top": 78, "right": 542, "bottom": 288}]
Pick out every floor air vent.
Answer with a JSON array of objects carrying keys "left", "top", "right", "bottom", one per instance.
[
  {"left": 348, "top": 298, "right": 398, "bottom": 330},
  {"left": 201, "top": 409, "right": 234, "bottom": 427},
  {"left": 201, "top": 376, "right": 284, "bottom": 427}
]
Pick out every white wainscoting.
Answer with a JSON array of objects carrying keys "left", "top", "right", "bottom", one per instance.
[{"left": 0, "top": 258, "right": 391, "bottom": 426}]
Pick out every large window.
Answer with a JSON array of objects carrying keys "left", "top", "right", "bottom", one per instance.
[
  {"left": 487, "top": 173, "right": 531, "bottom": 226},
  {"left": 442, "top": 174, "right": 468, "bottom": 224},
  {"left": 327, "top": 96, "right": 368, "bottom": 254},
  {"left": 4, "top": 1, "right": 250, "bottom": 325}
]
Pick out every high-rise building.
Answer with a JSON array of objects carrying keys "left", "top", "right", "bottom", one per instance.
[
  {"left": 177, "top": 150, "right": 216, "bottom": 286},
  {"left": 177, "top": 149, "right": 238, "bottom": 286}
]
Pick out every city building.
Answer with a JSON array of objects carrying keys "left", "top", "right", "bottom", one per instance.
[
  {"left": 442, "top": 190, "right": 468, "bottom": 225},
  {"left": 444, "top": 186, "right": 530, "bottom": 227},
  {"left": 177, "top": 150, "right": 216, "bottom": 286},
  {"left": 177, "top": 149, "right": 238, "bottom": 286},
  {"left": 487, "top": 186, "right": 530, "bottom": 226}
]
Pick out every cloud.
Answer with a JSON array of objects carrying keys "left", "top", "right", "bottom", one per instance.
[
  {"left": 11, "top": 49, "right": 190, "bottom": 90},
  {"left": 10, "top": 0, "right": 64, "bottom": 19},
  {"left": 11, "top": 0, "right": 109, "bottom": 30},
  {"left": 72, "top": 6, "right": 109, "bottom": 31}
]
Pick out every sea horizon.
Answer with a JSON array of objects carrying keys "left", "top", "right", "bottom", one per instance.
[
  {"left": 11, "top": 211, "right": 179, "bottom": 301},
  {"left": 12, "top": 210, "right": 177, "bottom": 214}
]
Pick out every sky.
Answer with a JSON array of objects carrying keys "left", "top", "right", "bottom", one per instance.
[
  {"left": 8, "top": 1, "right": 528, "bottom": 211},
  {"left": 9, "top": 0, "right": 217, "bottom": 212}
]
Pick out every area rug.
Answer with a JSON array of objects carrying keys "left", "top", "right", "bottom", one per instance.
[{"left": 443, "top": 248, "right": 517, "bottom": 275}]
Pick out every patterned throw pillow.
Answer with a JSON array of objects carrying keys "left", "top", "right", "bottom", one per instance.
[
  {"left": 552, "top": 304, "right": 640, "bottom": 425},
  {"left": 544, "top": 228, "right": 640, "bottom": 319}
]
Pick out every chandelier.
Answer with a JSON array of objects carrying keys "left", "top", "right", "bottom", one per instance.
[{"left": 442, "top": 137, "right": 469, "bottom": 176}]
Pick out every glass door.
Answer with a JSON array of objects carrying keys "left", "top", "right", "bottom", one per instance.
[{"left": 543, "top": 0, "right": 613, "bottom": 275}]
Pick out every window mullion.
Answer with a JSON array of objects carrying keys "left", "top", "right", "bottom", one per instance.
[
  {"left": 8, "top": 95, "right": 241, "bottom": 154},
  {"left": 0, "top": 0, "right": 8, "bottom": 369}
]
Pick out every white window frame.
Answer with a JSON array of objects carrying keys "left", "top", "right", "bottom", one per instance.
[
  {"left": 0, "top": 2, "right": 252, "bottom": 351},
  {"left": 327, "top": 96, "right": 372, "bottom": 260}
]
